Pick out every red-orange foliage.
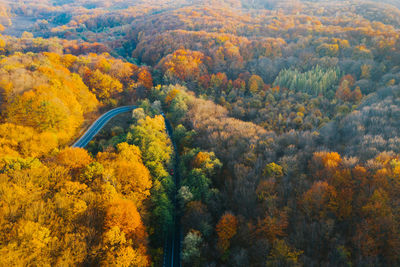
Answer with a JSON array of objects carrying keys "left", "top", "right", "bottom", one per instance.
[
  {"left": 256, "top": 211, "right": 288, "bottom": 243},
  {"left": 137, "top": 68, "right": 153, "bottom": 90},
  {"left": 104, "top": 199, "right": 145, "bottom": 240},
  {"left": 336, "top": 82, "right": 352, "bottom": 101},
  {"left": 301, "top": 181, "right": 337, "bottom": 219},
  {"left": 336, "top": 75, "right": 362, "bottom": 102},
  {"left": 198, "top": 74, "right": 211, "bottom": 89},
  {"left": 216, "top": 213, "right": 238, "bottom": 252},
  {"left": 330, "top": 170, "right": 354, "bottom": 220},
  {"left": 233, "top": 78, "right": 246, "bottom": 91},
  {"left": 355, "top": 188, "right": 400, "bottom": 263}
]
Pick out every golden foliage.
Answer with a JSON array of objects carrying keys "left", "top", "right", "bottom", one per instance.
[
  {"left": 104, "top": 199, "right": 143, "bottom": 239},
  {"left": 313, "top": 151, "right": 342, "bottom": 169},
  {"left": 0, "top": 48, "right": 153, "bottom": 266},
  {"left": 57, "top": 147, "right": 93, "bottom": 169}
]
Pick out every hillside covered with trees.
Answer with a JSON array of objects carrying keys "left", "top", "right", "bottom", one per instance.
[{"left": 1, "top": 0, "right": 400, "bottom": 266}]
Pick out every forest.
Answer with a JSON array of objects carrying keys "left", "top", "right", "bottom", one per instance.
[{"left": 0, "top": 0, "right": 400, "bottom": 266}]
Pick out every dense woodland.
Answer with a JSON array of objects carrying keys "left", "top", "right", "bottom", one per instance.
[{"left": 0, "top": 0, "right": 400, "bottom": 266}]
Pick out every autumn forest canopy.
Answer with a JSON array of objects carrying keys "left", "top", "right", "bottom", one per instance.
[{"left": 0, "top": 0, "right": 400, "bottom": 266}]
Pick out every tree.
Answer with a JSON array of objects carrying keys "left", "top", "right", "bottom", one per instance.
[
  {"left": 210, "top": 72, "right": 228, "bottom": 91},
  {"left": 192, "top": 151, "right": 222, "bottom": 177},
  {"left": 182, "top": 201, "right": 212, "bottom": 237},
  {"left": 248, "top": 75, "right": 264, "bottom": 93},
  {"left": 263, "top": 162, "right": 283, "bottom": 179},
  {"left": 149, "top": 182, "right": 174, "bottom": 241},
  {"left": 0, "top": 123, "right": 58, "bottom": 158},
  {"left": 157, "top": 49, "right": 206, "bottom": 82},
  {"left": 266, "top": 240, "right": 302, "bottom": 267},
  {"left": 355, "top": 188, "right": 400, "bottom": 264},
  {"left": 84, "top": 69, "right": 123, "bottom": 100},
  {"left": 311, "top": 151, "right": 342, "bottom": 171},
  {"left": 317, "top": 43, "right": 339, "bottom": 57},
  {"left": 165, "top": 88, "right": 180, "bottom": 106},
  {"left": 301, "top": 181, "right": 337, "bottom": 220},
  {"left": 336, "top": 75, "right": 357, "bottom": 102},
  {"left": 128, "top": 115, "right": 173, "bottom": 179},
  {"left": 104, "top": 199, "right": 143, "bottom": 240},
  {"left": 256, "top": 212, "right": 288, "bottom": 243},
  {"left": 351, "top": 86, "right": 362, "bottom": 102},
  {"left": 361, "top": 64, "right": 371, "bottom": 79},
  {"left": 101, "top": 244, "right": 149, "bottom": 267},
  {"left": 113, "top": 159, "right": 152, "bottom": 201},
  {"left": 80, "top": 162, "right": 104, "bottom": 183},
  {"left": 216, "top": 213, "right": 238, "bottom": 253},
  {"left": 336, "top": 79, "right": 352, "bottom": 101},
  {"left": 137, "top": 68, "right": 153, "bottom": 90},
  {"left": 274, "top": 66, "right": 340, "bottom": 96},
  {"left": 57, "top": 147, "right": 92, "bottom": 170},
  {"left": 183, "top": 169, "right": 211, "bottom": 201}
]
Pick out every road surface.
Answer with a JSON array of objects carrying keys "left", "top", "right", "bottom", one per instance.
[{"left": 72, "top": 105, "right": 136, "bottom": 148}]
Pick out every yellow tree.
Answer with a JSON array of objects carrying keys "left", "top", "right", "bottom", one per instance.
[
  {"left": 248, "top": 75, "right": 264, "bottom": 93},
  {"left": 104, "top": 199, "right": 143, "bottom": 240},
  {"left": 85, "top": 69, "right": 123, "bottom": 100},
  {"left": 57, "top": 147, "right": 93, "bottom": 170}
]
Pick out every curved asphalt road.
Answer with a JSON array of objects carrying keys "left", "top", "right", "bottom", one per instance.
[
  {"left": 72, "top": 105, "right": 137, "bottom": 148},
  {"left": 72, "top": 106, "right": 181, "bottom": 267}
]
